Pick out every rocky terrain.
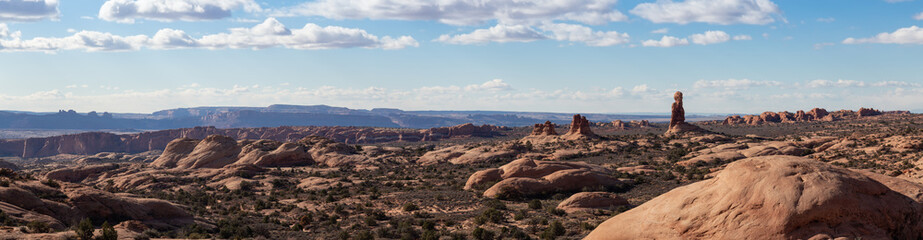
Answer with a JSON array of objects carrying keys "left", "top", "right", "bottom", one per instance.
[
  {"left": 0, "top": 123, "right": 509, "bottom": 159},
  {"left": 0, "top": 93, "right": 921, "bottom": 239}
]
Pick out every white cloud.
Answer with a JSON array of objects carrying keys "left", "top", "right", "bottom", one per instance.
[
  {"left": 805, "top": 79, "right": 867, "bottom": 88},
  {"left": 733, "top": 35, "right": 752, "bottom": 40},
  {"left": 817, "top": 17, "right": 835, "bottom": 23},
  {"left": 538, "top": 23, "right": 630, "bottom": 46},
  {"left": 690, "top": 30, "right": 730, "bottom": 45},
  {"left": 651, "top": 28, "right": 669, "bottom": 34},
  {"left": 99, "top": 0, "right": 262, "bottom": 23},
  {"left": 0, "top": 18, "right": 418, "bottom": 52},
  {"left": 464, "top": 79, "right": 513, "bottom": 91},
  {"left": 843, "top": 26, "right": 923, "bottom": 44},
  {"left": 436, "top": 25, "right": 546, "bottom": 45},
  {"left": 276, "top": 0, "right": 627, "bottom": 26},
  {"left": 631, "top": 84, "right": 651, "bottom": 94},
  {"left": 437, "top": 23, "right": 630, "bottom": 46},
  {"left": 630, "top": 0, "right": 781, "bottom": 25},
  {"left": 915, "top": 12, "right": 923, "bottom": 20},
  {"left": 694, "top": 79, "right": 782, "bottom": 89},
  {"left": 0, "top": 0, "right": 59, "bottom": 21},
  {"left": 871, "top": 81, "right": 922, "bottom": 87},
  {"left": 642, "top": 35, "right": 689, "bottom": 47}
]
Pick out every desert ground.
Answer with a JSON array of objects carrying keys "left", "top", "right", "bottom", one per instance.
[{"left": 1, "top": 102, "right": 922, "bottom": 239}]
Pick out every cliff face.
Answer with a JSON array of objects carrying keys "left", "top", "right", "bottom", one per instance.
[{"left": 0, "top": 124, "right": 509, "bottom": 158}]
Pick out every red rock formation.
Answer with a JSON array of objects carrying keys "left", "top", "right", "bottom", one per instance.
[
  {"left": 720, "top": 107, "right": 900, "bottom": 126},
  {"left": 669, "top": 92, "right": 685, "bottom": 128},
  {"left": 531, "top": 121, "right": 558, "bottom": 136},
  {"left": 666, "top": 91, "right": 706, "bottom": 135},
  {"left": 612, "top": 120, "right": 626, "bottom": 130},
  {"left": 858, "top": 107, "right": 882, "bottom": 117},
  {"left": 566, "top": 114, "right": 596, "bottom": 136},
  {"left": 0, "top": 124, "right": 508, "bottom": 159}
]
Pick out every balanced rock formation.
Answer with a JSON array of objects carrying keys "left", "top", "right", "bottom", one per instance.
[
  {"left": 556, "top": 192, "right": 629, "bottom": 213},
  {"left": 531, "top": 121, "right": 558, "bottom": 136},
  {"left": 665, "top": 91, "right": 706, "bottom": 136},
  {"left": 586, "top": 156, "right": 923, "bottom": 239},
  {"left": 466, "top": 159, "right": 628, "bottom": 198}
]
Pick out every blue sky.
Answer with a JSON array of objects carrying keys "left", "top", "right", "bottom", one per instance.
[{"left": 0, "top": 0, "right": 921, "bottom": 114}]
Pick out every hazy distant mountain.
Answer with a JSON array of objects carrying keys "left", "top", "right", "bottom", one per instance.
[{"left": 0, "top": 104, "right": 718, "bottom": 131}]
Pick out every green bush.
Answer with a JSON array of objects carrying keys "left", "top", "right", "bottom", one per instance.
[
  {"left": 96, "top": 221, "right": 117, "bottom": 240},
  {"left": 528, "top": 200, "right": 542, "bottom": 210},
  {"left": 27, "top": 221, "right": 51, "bottom": 233},
  {"left": 472, "top": 227, "right": 495, "bottom": 240},
  {"left": 75, "top": 218, "right": 94, "bottom": 240},
  {"left": 402, "top": 203, "right": 419, "bottom": 212},
  {"left": 540, "top": 221, "right": 565, "bottom": 240}
]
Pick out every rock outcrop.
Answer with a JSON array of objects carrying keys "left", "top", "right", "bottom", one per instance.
[
  {"left": 530, "top": 121, "right": 558, "bottom": 136},
  {"left": 665, "top": 91, "right": 706, "bottom": 136},
  {"left": 723, "top": 107, "right": 907, "bottom": 126},
  {"left": 45, "top": 164, "right": 121, "bottom": 183},
  {"left": 466, "top": 159, "right": 628, "bottom": 198},
  {"left": 565, "top": 114, "right": 596, "bottom": 137},
  {"left": 153, "top": 135, "right": 359, "bottom": 169},
  {"left": 586, "top": 156, "right": 923, "bottom": 240},
  {"left": 0, "top": 124, "right": 509, "bottom": 159},
  {"left": 556, "top": 192, "right": 629, "bottom": 213}
]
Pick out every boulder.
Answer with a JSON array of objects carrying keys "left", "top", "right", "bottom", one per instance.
[
  {"left": 586, "top": 156, "right": 923, "bottom": 240},
  {"left": 556, "top": 192, "right": 629, "bottom": 213}
]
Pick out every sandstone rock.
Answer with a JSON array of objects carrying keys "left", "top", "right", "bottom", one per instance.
[
  {"left": 665, "top": 91, "right": 707, "bottom": 136},
  {"left": 65, "top": 187, "right": 193, "bottom": 230},
  {"left": 616, "top": 165, "right": 656, "bottom": 175},
  {"left": 556, "top": 192, "right": 629, "bottom": 213},
  {"left": 464, "top": 168, "right": 503, "bottom": 191},
  {"left": 45, "top": 163, "right": 120, "bottom": 183},
  {"left": 0, "top": 159, "right": 19, "bottom": 171},
  {"left": 531, "top": 121, "right": 558, "bottom": 136},
  {"left": 612, "top": 120, "right": 626, "bottom": 130},
  {"left": 565, "top": 114, "right": 596, "bottom": 137},
  {"left": 175, "top": 135, "right": 241, "bottom": 169},
  {"left": 677, "top": 151, "right": 745, "bottom": 167},
  {"left": 297, "top": 177, "right": 353, "bottom": 191},
  {"left": 586, "top": 156, "right": 923, "bottom": 240},
  {"left": 857, "top": 107, "right": 882, "bottom": 117},
  {"left": 235, "top": 140, "right": 313, "bottom": 167},
  {"left": 467, "top": 159, "right": 626, "bottom": 198},
  {"left": 151, "top": 138, "right": 200, "bottom": 168}
]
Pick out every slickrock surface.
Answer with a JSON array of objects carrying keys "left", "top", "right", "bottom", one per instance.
[{"left": 587, "top": 156, "right": 923, "bottom": 240}]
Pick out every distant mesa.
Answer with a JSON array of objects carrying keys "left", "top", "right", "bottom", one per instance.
[
  {"left": 665, "top": 91, "right": 708, "bottom": 136},
  {"left": 723, "top": 107, "right": 909, "bottom": 125}
]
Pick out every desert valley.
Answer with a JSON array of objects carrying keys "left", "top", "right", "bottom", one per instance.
[{"left": 0, "top": 92, "right": 920, "bottom": 239}]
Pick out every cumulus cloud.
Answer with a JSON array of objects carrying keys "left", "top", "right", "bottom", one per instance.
[
  {"left": 437, "top": 23, "right": 631, "bottom": 46},
  {"left": 435, "top": 25, "right": 546, "bottom": 44},
  {"left": 465, "top": 79, "right": 513, "bottom": 91},
  {"left": 690, "top": 31, "right": 730, "bottom": 45},
  {"left": 871, "top": 81, "right": 922, "bottom": 87},
  {"left": 0, "top": 0, "right": 59, "bottom": 21},
  {"left": 0, "top": 18, "right": 418, "bottom": 52},
  {"left": 276, "top": 0, "right": 627, "bottom": 26},
  {"left": 916, "top": 12, "right": 923, "bottom": 20},
  {"left": 99, "top": 0, "right": 262, "bottom": 23},
  {"left": 538, "top": 23, "right": 630, "bottom": 46},
  {"left": 694, "top": 79, "right": 782, "bottom": 89},
  {"left": 805, "top": 79, "right": 867, "bottom": 88},
  {"left": 843, "top": 26, "right": 923, "bottom": 44},
  {"left": 631, "top": 0, "right": 781, "bottom": 25},
  {"left": 642, "top": 36, "right": 689, "bottom": 47}
]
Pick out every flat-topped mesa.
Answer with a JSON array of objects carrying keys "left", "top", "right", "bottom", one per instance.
[
  {"left": 666, "top": 91, "right": 706, "bottom": 136},
  {"left": 531, "top": 121, "right": 558, "bottom": 136},
  {"left": 565, "top": 114, "right": 597, "bottom": 137}
]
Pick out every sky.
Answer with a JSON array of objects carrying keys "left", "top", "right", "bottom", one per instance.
[{"left": 0, "top": 0, "right": 921, "bottom": 114}]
